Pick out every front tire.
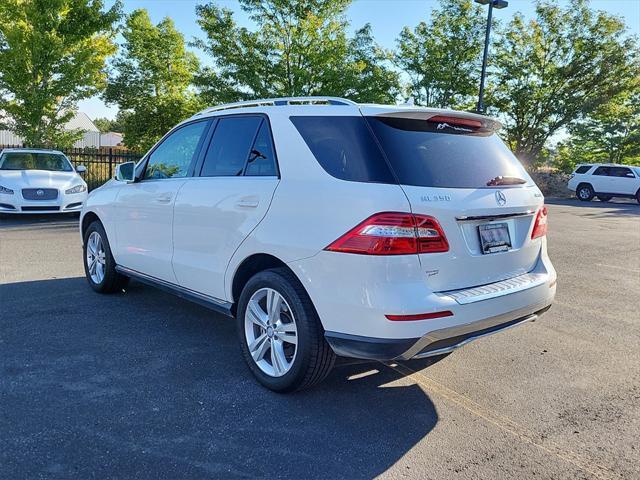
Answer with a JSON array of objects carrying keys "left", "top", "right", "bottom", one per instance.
[
  {"left": 83, "top": 221, "right": 129, "bottom": 293},
  {"left": 576, "top": 184, "right": 594, "bottom": 201},
  {"left": 237, "top": 268, "right": 335, "bottom": 392},
  {"left": 636, "top": 190, "right": 640, "bottom": 204}
]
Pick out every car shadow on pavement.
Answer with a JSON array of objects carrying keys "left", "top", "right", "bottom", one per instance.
[{"left": 1, "top": 276, "right": 438, "bottom": 480}]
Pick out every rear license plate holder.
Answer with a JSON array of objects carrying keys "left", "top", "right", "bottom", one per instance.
[{"left": 478, "top": 222, "right": 512, "bottom": 254}]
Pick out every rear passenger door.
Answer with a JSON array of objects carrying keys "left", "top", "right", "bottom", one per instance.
[
  {"left": 590, "top": 166, "right": 612, "bottom": 193},
  {"left": 172, "top": 115, "right": 280, "bottom": 300}
]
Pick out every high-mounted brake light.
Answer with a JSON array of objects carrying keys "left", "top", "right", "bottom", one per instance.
[
  {"left": 531, "top": 206, "right": 548, "bottom": 239},
  {"left": 427, "top": 115, "right": 483, "bottom": 129},
  {"left": 325, "top": 212, "right": 449, "bottom": 255}
]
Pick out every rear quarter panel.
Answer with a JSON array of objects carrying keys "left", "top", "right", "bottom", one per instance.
[{"left": 223, "top": 108, "right": 412, "bottom": 301}]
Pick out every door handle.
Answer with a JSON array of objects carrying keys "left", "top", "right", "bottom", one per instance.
[
  {"left": 155, "top": 193, "right": 173, "bottom": 204},
  {"left": 237, "top": 197, "right": 259, "bottom": 208}
]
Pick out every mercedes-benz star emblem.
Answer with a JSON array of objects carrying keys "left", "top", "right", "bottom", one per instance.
[
  {"left": 495, "top": 190, "right": 507, "bottom": 206},
  {"left": 36, "top": 189, "right": 44, "bottom": 196}
]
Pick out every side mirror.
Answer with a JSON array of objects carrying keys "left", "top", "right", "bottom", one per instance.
[
  {"left": 76, "top": 165, "right": 87, "bottom": 174},
  {"left": 115, "top": 161, "right": 136, "bottom": 183}
]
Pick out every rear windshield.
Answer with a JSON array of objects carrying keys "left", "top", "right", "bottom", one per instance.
[
  {"left": 367, "top": 116, "right": 530, "bottom": 189},
  {"left": 0, "top": 152, "right": 73, "bottom": 172}
]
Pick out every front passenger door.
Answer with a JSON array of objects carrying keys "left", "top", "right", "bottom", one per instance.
[
  {"left": 610, "top": 167, "right": 637, "bottom": 195},
  {"left": 114, "top": 120, "right": 210, "bottom": 282}
]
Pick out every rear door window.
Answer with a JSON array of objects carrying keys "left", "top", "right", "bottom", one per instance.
[
  {"left": 200, "top": 116, "right": 262, "bottom": 177},
  {"left": 289, "top": 116, "right": 395, "bottom": 183},
  {"left": 593, "top": 167, "right": 611, "bottom": 176},
  {"left": 366, "top": 116, "right": 530, "bottom": 189}
]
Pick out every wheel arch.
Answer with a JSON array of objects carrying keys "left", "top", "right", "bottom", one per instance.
[
  {"left": 81, "top": 211, "right": 101, "bottom": 240},
  {"left": 230, "top": 253, "right": 300, "bottom": 316},
  {"left": 576, "top": 182, "right": 593, "bottom": 191}
]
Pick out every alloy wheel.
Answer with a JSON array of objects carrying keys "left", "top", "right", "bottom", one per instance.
[
  {"left": 244, "top": 288, "right": 298, "bottom": 377},
  {"left": 86, "top": 231, "right": 106, "bottom": 284}
]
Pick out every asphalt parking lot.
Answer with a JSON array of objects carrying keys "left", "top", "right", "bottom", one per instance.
[{"left": 1, "top": 199, "right": 639, "bottom": 480}]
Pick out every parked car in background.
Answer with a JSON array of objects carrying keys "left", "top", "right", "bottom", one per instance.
[
  {"left": 80, "top": 97, "right": 556, "bottom": 392},
  {"left": 0, "top": 148, "right": 88, "bottom": 214},
  {"left": 568, "top": 163, "right": 640, "bottom": 203}
]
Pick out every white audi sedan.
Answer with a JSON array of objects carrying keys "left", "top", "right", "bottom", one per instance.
[{"left": 0, "top": 148, "right": 88, "bottom": 214}]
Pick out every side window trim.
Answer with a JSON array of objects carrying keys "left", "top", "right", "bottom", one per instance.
[
  {"left": 196, "top": 113, "right": 280, "bottom": 179},
  {"left": 138, "top": 118, "right": 211, "bottom": 181},
  {"left": 240, "top": 118, "right": 266, "bottom": 176},
  {"left": 191, "top": 118, "right": 219, "bottom": 177}
]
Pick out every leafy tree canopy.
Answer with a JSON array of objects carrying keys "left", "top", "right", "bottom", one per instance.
[
  {"left": 489, "top": 0, "right": 640, "bottom": 165},
  {"left": 0, "top": 0, "right": 121, "bottom": 147},
  {"left": 93, "top": 114, "right": 126, "bottom": 133},
  {"left": 554, "top": 90, "right": 640, "bottom": 172},
  {"left": 104, "top": 9, "right": 202, "bottom": 151},
  {"left": 194, "top": 0, "right": 400, "bottom": 104},
  {"left": 395, "top": 0, "right": 485, "bottom": 109}
]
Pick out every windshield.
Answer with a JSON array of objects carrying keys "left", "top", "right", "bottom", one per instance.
[
  {"left": 0, "top": 152, "right": 73, "bottom": 172},
  {"left": 366, "top": 116, "right": 531, "bottom": 189}
]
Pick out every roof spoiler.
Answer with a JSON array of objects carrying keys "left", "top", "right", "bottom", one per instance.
[{"left": 368, "top": 109, "right": 502, "bottom": 132}]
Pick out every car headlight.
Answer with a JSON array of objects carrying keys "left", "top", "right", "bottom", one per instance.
[
  {"left": 65, "top": 184, "right": 87, "bottom": 194},
  {"left": 0, "top": 185, "right": 14, "bottom": 194}
]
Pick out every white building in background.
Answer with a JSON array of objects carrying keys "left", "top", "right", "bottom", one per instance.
[
  {"left": 100, "top": 131, "right": 124, "bottom": 147},
  {"left": 0, "top": 111, "right": 101, "bottom": 148}
]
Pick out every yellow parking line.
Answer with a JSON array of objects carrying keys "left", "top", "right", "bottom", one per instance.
[{"left": 383, "top": 362, "right": 619, "bottom": 480}]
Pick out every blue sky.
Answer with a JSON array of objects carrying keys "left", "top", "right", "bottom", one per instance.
[{"left": 81, "top": 0, "right": 640, "bottom": 120}]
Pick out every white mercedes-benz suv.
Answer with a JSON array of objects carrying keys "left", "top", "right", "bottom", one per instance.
[{"left": 80, "top": 97, "right": 556, "bottom": 392}]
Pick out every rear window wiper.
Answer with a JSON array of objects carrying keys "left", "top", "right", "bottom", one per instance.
[{"left": 486, "top": 176, "right": 527, "bottom": 186}]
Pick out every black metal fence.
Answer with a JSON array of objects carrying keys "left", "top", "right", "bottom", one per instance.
[{"left": 0, "top": 145, "right": 143, "bottom": 190}]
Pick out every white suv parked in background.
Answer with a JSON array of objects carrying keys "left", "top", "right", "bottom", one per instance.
[
  {"left": 80, "top": 97, "right": 556, "bottom": 392},
  {"left": 568, "top": 163, "right": 640, "bottom": 203}
]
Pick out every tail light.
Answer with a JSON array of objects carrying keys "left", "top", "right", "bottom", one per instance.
[
  {"left": 531, "top": 206, "right": 548, "bottom": 239},
  {"left": 325, "top": 212, "right": 449, "bottom": 255}
]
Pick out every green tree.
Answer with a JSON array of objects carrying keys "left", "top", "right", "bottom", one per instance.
[
  {"left": 554, "top": 91, "right": 640, "bottom": 171},
  {"left": 194, "top": 0, "right": 399, "bottom": 103},
  {"left": 0, "top": 0, "right": 120, "bottom": 147},
  {"left": 489, "top": 0, "right": 640, "bottom": 165},
  {"left": 395, "top": 0, "right": 485, "bottom": 108},
  {"left": 93, "top": 114, "right": 125, "bottom": 133},
  {"left": 104, "top": 9, "right": 201, "bottom": 151}
]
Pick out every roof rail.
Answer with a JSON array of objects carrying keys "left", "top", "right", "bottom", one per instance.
[{"left": 192, "top": 96, "right": 357, "bottom": 116}]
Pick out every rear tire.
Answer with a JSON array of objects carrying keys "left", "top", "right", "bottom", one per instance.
[
  {"left": 597, "top": 195, "right": 612, "bottom": 202},
  {"left": 636, "top": 190, "right": 640, "bottom": 204},
  {"left": 576, "top": 184, "right": 594, "bottom": 201},
  {"left": 83, "top": 221, "right": 129, "bottom": 293},
  {"left": 237, "top": 268, "right": 335, "bottom": 392}
]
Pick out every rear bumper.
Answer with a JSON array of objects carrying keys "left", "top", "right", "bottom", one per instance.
[{"left": 325, "top": 303, "right": 552, "bottom": 361}]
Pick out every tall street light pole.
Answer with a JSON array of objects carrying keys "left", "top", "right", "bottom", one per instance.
[{"left": 475, "top": 0, "right": 508, "bottom": 114}]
